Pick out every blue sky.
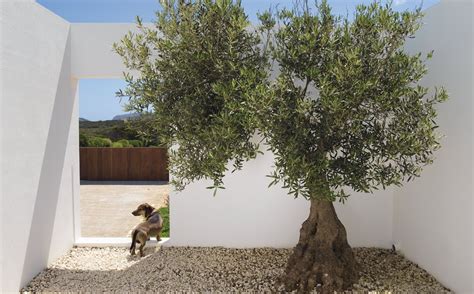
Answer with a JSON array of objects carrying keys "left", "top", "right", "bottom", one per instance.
[
  {"left": 78, "top": 79, "right": 128, "bottom": 121},
  {"left": 38, "top": 0, "right": 440, "bottom": 121}
]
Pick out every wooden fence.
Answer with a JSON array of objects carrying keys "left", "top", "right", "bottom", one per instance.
[{"left": 80, "top": 147, "right": 169, "bottom": 181}]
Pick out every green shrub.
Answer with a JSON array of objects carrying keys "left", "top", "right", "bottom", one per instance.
[
  {"left": 128, "top": 140, "right": 144, "bottom": 147},
  {"left": 112, "top": 142, "right": 124, "bottom": 148},
  {"left": 88, "top": 137, "right": 112, "bottom": 147},
  {"left": 79, "top": 132, "right": 90, "bottom": 147},
  {"left": 103, "top": 138, "right": 113, "bottom": 147},
  {"left": 117, "top": 139, "right": 132, "bottom": 147},
  {"left": 158, "top": 206, "right": 169, "bottom": 238}
]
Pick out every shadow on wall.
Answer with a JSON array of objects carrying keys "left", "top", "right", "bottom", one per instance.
[{"left": 20, "top": 34, "right": 77, "bottom": 287}]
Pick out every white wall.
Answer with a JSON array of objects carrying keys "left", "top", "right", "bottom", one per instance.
[
  {"left": 0, "top": 10, "right": 134, "bottom": 294},
  {"left": 393, "top": 1, "right": 474, "bottom": 293},
  {"left": 170, "top": 141, "right": 394, "bottom": 248},
  {"left": 0, "top": 1, "right": 79, "bottom": 292},
  {"left": 71, "top": 23, "right": 140, "bottom": 78}
]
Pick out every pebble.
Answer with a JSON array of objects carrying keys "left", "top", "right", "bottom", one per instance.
[{"left": 22, "top": 247, "right": 451, "bottom": 293}]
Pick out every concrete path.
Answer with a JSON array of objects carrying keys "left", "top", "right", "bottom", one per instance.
[{"left": 80, "top": 181, "right": 169, "bottom": 237}]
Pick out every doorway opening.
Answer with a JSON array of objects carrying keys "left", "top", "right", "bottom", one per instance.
[{"left": 75, "top": 78, "right": 169, "bottom": 246}]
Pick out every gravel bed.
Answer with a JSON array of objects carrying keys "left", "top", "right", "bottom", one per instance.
[{"left": 23, "top": 247, "right": 450, "bottom": 293}]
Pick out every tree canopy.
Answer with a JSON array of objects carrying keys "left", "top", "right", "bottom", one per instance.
[
  {"left": 114, "top": 0, "right": 270, "bottom": 192},
  {"left": 115, "top": 0, "right": 447, "bottom": 202},
  {"left": 255, "top": 1, "right": 447, "bottom": 201}
]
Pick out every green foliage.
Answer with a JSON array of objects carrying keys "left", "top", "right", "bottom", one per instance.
[
  {"left": 80, "top": 120, "right": 133, "bottom": 141},
  {"left": 112, "top": 142, "right": 124, "bottom": 148},
  {"left": 114, "top": 0, "right": 270, "bottom": 192},
  {"left": 79, "top": 132, "right": 90, "bottom": 147},
  {"left": 107, "top": 139, "right": 140, "bottom": 147},
  {"left": 129, "top": 140, "right": 144, "bottom": 147},
  {"left": 88, "top": 137, "right": 113, "bottom": 147},
  {"left": 117, "top": 139, "right": 132, "bottom": 147},
  {"left": 115, "top": 0, "right": 446, "bottom": 202},
  {"left": 255, "top": 0, "right": 447, "bottom": 201},
  {"left": 158, "top": 205, "right": 170, "bottom": 238},
  {"left": 80, "top": 120, "right": 154, "bottom": 147},
  {"left": 124, "top": 114, "right": 167, "bottom": 147}
]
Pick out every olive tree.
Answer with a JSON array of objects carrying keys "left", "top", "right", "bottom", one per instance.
[
  {"left": 114, "top": 0, "right": 269, "bottom": 192},
  {"left": 252, "top": 1, "right": 447, "bottom": 291},
  {"left": 114, "top": 0, "right": 447, "bottom": 292}
]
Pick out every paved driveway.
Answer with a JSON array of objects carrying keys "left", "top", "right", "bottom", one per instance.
[{"left": 80, "top": 181, "right": 169, "bottom": 237}]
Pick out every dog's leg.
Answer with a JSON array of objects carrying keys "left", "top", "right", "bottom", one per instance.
[
  {"left": 139, "top": 241, "right": 146, "bottom": 257},
  {"left": 130, "top": 230, "right": 138, "bottom": 255}
]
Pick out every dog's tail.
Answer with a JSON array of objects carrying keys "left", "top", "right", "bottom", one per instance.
[{"left": 130, "top": 229, "right": 139, "bottom": 253}]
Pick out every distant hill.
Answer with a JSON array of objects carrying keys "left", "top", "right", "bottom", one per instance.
[
  {"left": 79, "top": 117, "right": 160, "bottom": 147},
  {"left": 79, "top": 120, "right": 136, "bottom": 142},
  {"left": 79, "top": 117, "right": 89, "bottom": 122},
  {"left": 112, "top": 113, "right": 140, "bottom": 121}
]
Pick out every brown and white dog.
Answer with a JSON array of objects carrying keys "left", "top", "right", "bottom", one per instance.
[{"left": 130, "top": 203, "right": 163, "bottom": 257}]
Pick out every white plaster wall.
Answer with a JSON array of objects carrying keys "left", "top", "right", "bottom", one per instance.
[
  {"left": 170, "top": 142, "right": 394, "bottom": 248},
  {"left": 0, "top": 1, "right": 79, "bottom": 292},
  {"left": 393, "top": 1, "right": 474, "bottom": 293},
  {"left": 0, "top": 3, "right": 5, "bottom": 290},
  {"left": 71, "top": 23, "right": 140, "bottom": 78}
]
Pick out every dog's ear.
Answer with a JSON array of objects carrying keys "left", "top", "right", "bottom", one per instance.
[{"left": 143, "top": 203, "right": 154, "bottom": 213}]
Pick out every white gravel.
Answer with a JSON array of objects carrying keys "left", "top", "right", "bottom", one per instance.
[{"left": 22, "top": 247, "right": 451, "bottom": 293}]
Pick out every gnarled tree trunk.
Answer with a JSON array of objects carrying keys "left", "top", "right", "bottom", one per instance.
[{"left": 281, "top": 198, "right": 359, "bottom": 293}]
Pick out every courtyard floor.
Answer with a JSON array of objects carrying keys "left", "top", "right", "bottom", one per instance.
[
  {"left": 23, "top": 247, "right": 450, "bottom": 292},
  {"left": 80, "top": 181, "right": 169, "bottom": 237}
]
